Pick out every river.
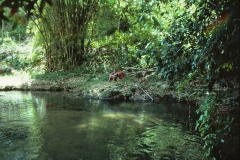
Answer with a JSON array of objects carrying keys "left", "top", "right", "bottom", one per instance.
[{"left": 0, "top": 91, "right": 207, "bottom": 160}]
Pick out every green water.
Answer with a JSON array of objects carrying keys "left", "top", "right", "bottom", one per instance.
[{"left": 0, "top": 91, "right": 206, "bottom": 160}]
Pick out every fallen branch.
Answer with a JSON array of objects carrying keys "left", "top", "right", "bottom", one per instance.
[
  {"left": 135, "top": 84, "right": 153, "bottom": 101},
  {"left": 122, "top": 67, "right": 155, "bottom": 72}
]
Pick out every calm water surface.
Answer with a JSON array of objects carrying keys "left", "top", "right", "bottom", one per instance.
[{"left": 0, "top": 91, "right": 206, "bottom": 160}]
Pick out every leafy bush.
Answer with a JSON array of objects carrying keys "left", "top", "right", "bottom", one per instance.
[{"left": 195, "top": 92, "right": 238, "bottom": 159}]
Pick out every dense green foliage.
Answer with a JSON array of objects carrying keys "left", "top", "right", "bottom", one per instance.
[
  {"left": 32, "top": 0, "right": 101, "bottom": 71},
  {"left": 0, "top": 0, "right": 52, "bottom": 25},
  {"left": 0, "top": 0, "right": 239, "bottom": 159}
]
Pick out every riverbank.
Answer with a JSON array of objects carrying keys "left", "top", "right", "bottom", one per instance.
[{"left": 0, "top": 71, "right": 207, "bottom": 104}]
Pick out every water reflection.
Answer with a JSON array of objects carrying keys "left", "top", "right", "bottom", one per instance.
[{"left": 0, "top": 91, "right": 206, "bottom": 160}]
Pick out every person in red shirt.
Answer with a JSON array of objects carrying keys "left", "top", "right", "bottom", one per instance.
[{"left": 109, "top": 70, "right": 124, "bottom": 81}]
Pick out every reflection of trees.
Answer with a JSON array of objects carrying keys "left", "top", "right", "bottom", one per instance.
[
  {"left": 0, "top": 91, "right": 46, "bottom": 159},
  {"left": 107, "top": 120, "right": 150, "bottom": 159},
  {"left": 0, "top": 91, "right": 205, "bottom": 159},
  {"left": 98, "top": 102, "right": 152, "bottom": 159},
  {"left": 104, "top": 109, "right": 204, "bottom": 159},
  {"left": 102, "top": 101, "right": 203, "bottom": 159},
  {"left": 0, "top": 91, "right": 47, "bottom": 121}
]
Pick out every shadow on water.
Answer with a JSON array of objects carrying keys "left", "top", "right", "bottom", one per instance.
[{"left": 0, "top": 91, "right": 207, "bottom": 160}]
